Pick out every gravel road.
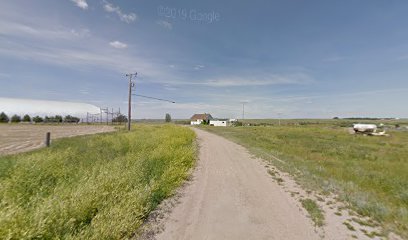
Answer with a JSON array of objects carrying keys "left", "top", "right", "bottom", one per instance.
[{"left": 155, "top": 128, "right": 319, "bottom": 240}]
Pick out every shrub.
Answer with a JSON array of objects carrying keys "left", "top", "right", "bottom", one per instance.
[{"left": 112, "top": 114, "right": 128, "bottom": 123}]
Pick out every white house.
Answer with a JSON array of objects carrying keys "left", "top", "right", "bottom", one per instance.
[
  {"left": 209, "top": 119, "right": 228, "bottom": 127},
  {"left": 190, "top": 113, "right": 213, "bottom": 125}
]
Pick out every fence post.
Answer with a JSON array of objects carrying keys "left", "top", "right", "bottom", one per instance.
[{"left": 45, "top": 132, "right": 51, "bottom": 147}]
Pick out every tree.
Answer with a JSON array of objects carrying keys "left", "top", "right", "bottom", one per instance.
[
  {"left": 112, "top": 114, "right": 128, "bottom": 123},
  {"left": 200, "top": 119, "right": 209, "bottom": 125},
  {"left": 165, "top": 113, "right": 172, "bottom": 123},
  {"left": 64, "top": 115, "right": 80, "bottom": 123},
  {"left": 55, "top": 115, "right": 63, "bottom": 123},
  {"left": 23, "top": 114, "right": 31, "bottom": 122},
  {"left": 11, "top": 114, "right": 21, "bottom": 123},
  {"left": 0, "top": 112, "right": 9, "bottom": 123},
  {"left": 32, "top": 116, "right": 44, "bottom": 123},
  {"left": 44, "top": 116, "right": 62, "bottom": 123}
]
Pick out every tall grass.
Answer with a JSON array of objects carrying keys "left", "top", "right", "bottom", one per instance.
[
  {"left": 202, "top": 125, "right": 408, "bottom": 237},
  {"left": 0, "top": 124, "right": 196, "bottom": 239}
]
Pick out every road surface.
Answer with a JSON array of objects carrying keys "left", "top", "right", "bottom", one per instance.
[{"left": 155, "top": 128, "right": 319, "bottom": 240}]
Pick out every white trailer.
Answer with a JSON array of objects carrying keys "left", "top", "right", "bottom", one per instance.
[{"left": 353, "top": 124, "right": 377, "bottom": 133}]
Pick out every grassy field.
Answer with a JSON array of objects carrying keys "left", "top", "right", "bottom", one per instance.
[
  {"left": 0, "top": 124, "right": 196, "bottom": 239},
  {"left": 201, "top": 122, "right": 408, "bottom": 237}
]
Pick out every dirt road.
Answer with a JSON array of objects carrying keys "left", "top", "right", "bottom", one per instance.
[
  {"left": 0, "top": 124, "right": 115, "bottom": 156},
  {"left": 155, "top": 128, "right": 319, "bottom": 240}
]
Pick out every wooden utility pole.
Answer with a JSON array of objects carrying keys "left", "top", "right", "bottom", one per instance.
[
  {"left": 126, "top": 73, "right": 137, "bottom": 131},
  {"left": 242, "top": 102, "right": 245, "bottom": 120}
]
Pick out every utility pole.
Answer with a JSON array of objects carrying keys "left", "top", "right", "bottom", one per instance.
[
  {"left": 242, "top": 102, "right": 245, "bottom": 120},
  {"left": 277, "top": 112, "right": 282, "bottom": 126},
  {"left": 126, "top": 73, "right": 137, "bottom": 131}
]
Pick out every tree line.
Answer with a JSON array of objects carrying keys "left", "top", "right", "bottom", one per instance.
[{"left": 0, "top": 112, "right": 80, "bottom": 123}]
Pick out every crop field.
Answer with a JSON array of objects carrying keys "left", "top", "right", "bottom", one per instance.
[
  {"left": 0, "top": 124, "right": 115, "bottom": 156},
  {"left": 201, "top": 121, "right": 408, "bottom": 237},
  {"left": 0, "top": 124, "right": 196, "bottom": 239}
]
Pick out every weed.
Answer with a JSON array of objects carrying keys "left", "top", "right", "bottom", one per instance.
[
  {"left": 343, "top": 221, "right": 356, "bottom": 231},
  {"left": 267, "top": 169, "right": 276, "bottom": 176},
  {"left": 300, "top": 198, "right": 325, "bottom": 227},
  {"left": 274, "top": 177, "right": 284, "bottom": 183},
  {"left": 351, "top": 217, "right": 378, "bottom": 228}
]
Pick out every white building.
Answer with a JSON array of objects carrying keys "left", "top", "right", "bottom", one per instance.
[
  {"left": 190, "top": 113, "right": 213, "bottom": 125},
  {"left": 209, "top": 119, "right": 228, "bottom": 127}
]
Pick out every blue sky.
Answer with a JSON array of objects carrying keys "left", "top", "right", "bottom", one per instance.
[{"left": 1, "top": 0, "right": 408, "bottom": 119}]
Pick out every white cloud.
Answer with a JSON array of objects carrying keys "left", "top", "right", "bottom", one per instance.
[
  {"left": 71, "top": 0, "right": 88, "bottom": 10},
  {"left": 323, "top": 56, "right": 344, "bottom": 62},
  {"left": 187, "top": 73, "right": 314, "bottom": 87},
  {"left": 194, "top": 65, "right": 205, "bottom": 70},
  {"left": 0, "top": 20, "right": 90, "bottom": 40},
  {"left": 79, "top": 89, "right": 90, "bottom": 95},
  {"left": 109, "top": 41, "right": 127, "bottom": 49},
  {"left": 157, "top": 20, "right": 172, "bottom": 30},
  {"left": 103, "top": 1, "right": 137, "bottom": 23},
  {"left": 0, "top": 36, "right": 169, "bottom": 81}
]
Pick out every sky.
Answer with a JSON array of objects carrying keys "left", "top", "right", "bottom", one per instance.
[{"left": 1, "top": 0, "right": 408, "bottom": 119}]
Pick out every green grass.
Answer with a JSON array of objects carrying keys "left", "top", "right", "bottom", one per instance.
[
  {"left": 201, "top": 124, "right": 408, "bottom": 237},
  {"left": 0, "top": 124, "right": 196, "bottom": 239},
  {"left": 300, "top": 198, "right": 325, "bottom": 227}
]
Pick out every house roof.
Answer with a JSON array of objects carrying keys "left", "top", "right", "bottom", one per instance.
[{"left": 190, "top": 113, "right": 213, "bottom": 120}]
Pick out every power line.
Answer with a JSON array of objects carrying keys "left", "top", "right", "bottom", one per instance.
[{"left": 132, "top": 94, "right": 176, "bottom": 103}]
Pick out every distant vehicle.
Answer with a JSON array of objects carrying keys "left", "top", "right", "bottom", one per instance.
[{"left": 353, "top": 124, "right": 377, "bottom": 133}]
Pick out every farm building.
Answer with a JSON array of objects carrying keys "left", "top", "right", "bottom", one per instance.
[
  {"left": 209, "top": 119, "right": 228, "bottom": 127},
  {"left": 190, "top": 113, "right": 213, "bottom": 125}
]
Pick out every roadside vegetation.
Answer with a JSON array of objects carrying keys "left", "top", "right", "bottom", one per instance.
[
  {"left": 0, "top": 124, "right": 196, "bottom": 239},
  {"left": 201, "top": 121, "right": 408, "bottom": 237},
  {"left": 300, "top": 198, "right": 325, "bottom": 227}
]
